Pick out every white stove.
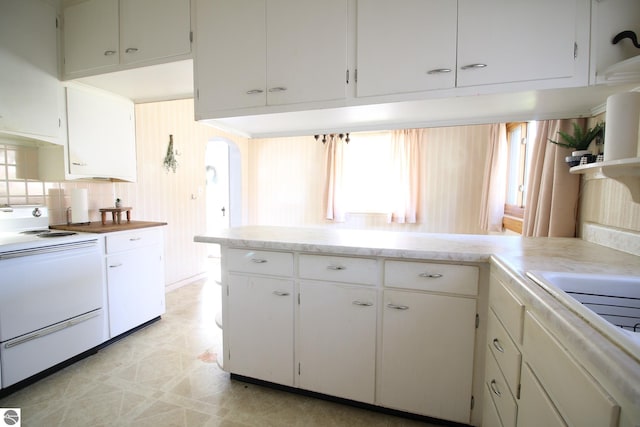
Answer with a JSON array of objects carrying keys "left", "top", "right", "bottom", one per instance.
[
  {"left": 0, "top": 205, "right": 96, "bottom": 254},
  {"left": 0, "top": 205, "right": 105, "bottom": 391}
]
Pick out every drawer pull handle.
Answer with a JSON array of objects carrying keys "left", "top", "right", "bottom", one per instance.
[
  {"left": 251, "top": 258, "right": 268, "bottom": 263},
  {"left": 109, "top": 263, "right": 123, "bottom": 268},
  {"left": 272, "top": 291, "right": 289, "bottom": 297},
  {"left": 461, "top": 63, "right": 488, "bottom": 70},
  {"left": 490, "top": 379, "right": 501, "bottom": 397},
  {"left": 352, "top": 301, "right": 373, "bottom": 307},
  {"left": 387, "top": 303, "right": 409, "bottom": 310},
  {"left": 426, "top": 68, "right": 452, "bottom": 74},
  {"left": 129, "top": 237, "right": 142, "bottom": 241},
  {"left": 327, "top": 265, "right": 346, "bottom": 271},
  {"left": 418, "top": 272, "right": 443, "bottom": 278},
  {"left": 246, "top": 89, "right": 264, "bottom": 95},
  {"left": 268, "top": 86, "right": 287, "bottom": 92},
  {"left": 492, "top": 338, "right": 505, "bottom": 353},
  {"left": 125, "top": 47, "right": 139, "bottom": 53},
  {"left": 103, "top": 50, "right": 116, "bottom": 56}
]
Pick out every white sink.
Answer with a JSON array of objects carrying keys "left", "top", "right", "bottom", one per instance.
[{"left": 527, "top": 271, "right": 640, "bottom": 357}]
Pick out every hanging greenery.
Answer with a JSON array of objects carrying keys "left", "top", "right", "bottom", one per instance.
[{"left": 163, "top": 134, "right": 178, "bottom": 173}]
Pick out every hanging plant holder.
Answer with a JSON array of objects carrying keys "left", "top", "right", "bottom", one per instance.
[{"left": 163, "top": 134, "right": 179, "bottom": 173}]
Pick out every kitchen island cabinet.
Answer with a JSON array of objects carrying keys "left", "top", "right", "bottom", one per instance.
[{"left": 195, "top": 226, "right": 640, "bottom": 426}]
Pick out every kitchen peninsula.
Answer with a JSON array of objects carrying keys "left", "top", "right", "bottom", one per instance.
[{"left": 195, "top": 226, "right": 640, "bottom": 427}]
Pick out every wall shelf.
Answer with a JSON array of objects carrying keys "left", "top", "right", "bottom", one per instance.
[{"left": 570, "top": 157, "right": 640, "bottom": 202}]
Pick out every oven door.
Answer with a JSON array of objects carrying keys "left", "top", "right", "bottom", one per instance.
[{"left": 0, "top": 239, "right": 104, "bottom": 342}]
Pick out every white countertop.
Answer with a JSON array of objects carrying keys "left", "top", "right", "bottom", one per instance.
[{"left": 195, "top": 226, "right": 640, "bottom": 408}]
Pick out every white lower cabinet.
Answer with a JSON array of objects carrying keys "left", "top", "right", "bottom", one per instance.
[
  {"left": 298, "top": 281, "right": 376, "bottom": 403},
  {"left": 227, "top": 274, "right": 294, "bottom": 386},
  {"left": 517, "top": 363, "right": 566, "bottom": 427},
  {"left": 105, "top": 228, "right": 165, "bottom": 338},
  {"left": 379, "top": 289, "right": 477, "bottom": 424}
]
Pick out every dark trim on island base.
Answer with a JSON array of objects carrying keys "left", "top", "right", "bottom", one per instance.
[
  {"left": 0, "top": 316, "right": 162, "bottom": 399},
  {"left": 230, "top": 373, "right": 472, "bottom": 427}
]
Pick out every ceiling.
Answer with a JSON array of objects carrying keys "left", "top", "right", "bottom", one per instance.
[{"left": 72, "top": 59, "right": 639, "bottom": 139}]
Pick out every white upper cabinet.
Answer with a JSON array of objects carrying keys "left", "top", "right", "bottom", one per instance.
[
  {"left": 356, "top": 0, "right": 457, "bottom": 97},
  {"left": 194, "top": 0, "right": 347, "bottom": 116},
  {"left": 457, "top": 0, "right": 580, "bottom": 87},
  {"left": 66, "top": 85, "right": 137, "bottom": 181},
  {"left": 0, "top": 0, "right": 61, "bottom": 143},
  {"left": 63, "top": 0, "right": 191, "bottom": 77},
  {"left": 194, "top": 0, "right": 266, "bottom": 112},
  {"left": 63, "top": 0, "right": 119, "bottom": 75},
  {"left": 266, "top": 0, "right": 347, "bottom": 106}
]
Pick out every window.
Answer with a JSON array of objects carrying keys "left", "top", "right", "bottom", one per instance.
[
  {"left": 503, "top": 122, "right": 534, "bottom": 233},
  {"left": 342, "top": 132, "right": 394, "bottom": 213}
]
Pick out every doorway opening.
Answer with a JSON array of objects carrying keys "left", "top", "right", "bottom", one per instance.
[{"left": 205, "top": 137, "right": 241, "bottom": 258}]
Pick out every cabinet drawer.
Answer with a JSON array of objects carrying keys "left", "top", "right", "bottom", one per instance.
[
  {"left": 227, "top": 248, "right": 293, "bottom": 277},
  {"left": 485, "top": 351, "right": 518, "bottom": 427},
  {"left": 299, "top": 254, "right": 377, "bottom": 285},
  {"left": 523, "top": 312, "right": 619, "bottom": 427},
  {"left": 489, "top": 274, "right": 525, "bottom": 344},
  {"left": 487, "top": 308, "right": 522, "bottom": 397},
  {"left": 384, "top": 260, "right": 478, "bottom": 296},
  {"left": 106, "top": 228, "right": 163, "bottom": 253},
  {"left": 485, "top": 355, "right": 518, "bottom": 427}
]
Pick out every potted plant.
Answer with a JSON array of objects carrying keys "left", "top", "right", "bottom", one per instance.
[{"left": 548, "top": 122, "right": 604, "bottom": 167}]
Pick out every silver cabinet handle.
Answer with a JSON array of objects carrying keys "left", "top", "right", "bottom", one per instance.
[
  {"left": 125, "top": 47, "right": 139, "bottom": 53},
  {"left": 352, "top": 301, "right": 373, "bottom": 307},
  {"left": 327, "top": 265, "right": 346, "bottom": 271},
  {"left": 109, "top": 263, "right": 123, "bottom": 268},
  {"left": 104, "top": 50, "right": 116, "bottom": 56},
  {"left": 246, "top": 89, "right": 264, "bottom": 95},
  {"left": 387, "top": 303, "right": 409, "bottom": 310},
  {"left": 129, "top": 237, "right": 142, "bottom": 241},
  {"left": 251, "top": 258, "right": 268, "bottom": 263},
  {"left": 272, "top": 291, "right": 289, "bottom": 296},
  {"left": 460, "top": 63, "right": 487, "bottom": 70},
  {"left": 418, "top": 272, "right": 443, "bottom": 278},
  {"left": 492, "top": 338, "right": 505, "bottom": 353},
  {"left": 72, "top": 162, "right": 87, "bottom": 166},
  {"left": 427, "top": 68, "right": 452, "bottom": 74},
  {"left": 490, "top": 379, "right": 501, "bottom": 397},
  {"left": 268, "top": 87, "right": 287, "bottom": 92}
]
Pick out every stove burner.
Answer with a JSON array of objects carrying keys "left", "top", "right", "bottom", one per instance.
[
  {"left": 21, "top": 229, "right": 51, "bottom": 235},
  {"left": 37, "top": 232, "right": 78, "bottom": 238}
]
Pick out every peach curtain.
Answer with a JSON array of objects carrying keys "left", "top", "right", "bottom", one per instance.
[
  {"left": 523, "top": 119, "right": 584, "bottom": 237},
  {"left": 323, "top": 134, "right": 346, "bottom": 222},
  {"left": 479, "top": 123, "right": 508, "bottom": 232},
  {"left": 388, "top": 129, "right": 423, "bottom": 223}
]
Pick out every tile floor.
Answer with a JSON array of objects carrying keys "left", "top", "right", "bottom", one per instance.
[{"left": 0, "top": 268, "right": 436, "bottom": 427}]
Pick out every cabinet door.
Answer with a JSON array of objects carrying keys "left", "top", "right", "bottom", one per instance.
[
  {"left": 120, "top": 0, "right": 191, "bottom": 65},
  {"left": 194, "top": 0, "right": 266, "bottom": 114},
  {"left": 227, "top": 273, "right": 294, "bottom": 386},
  {"left": 298, "top": 281, "right": 376, "bottom": 403},
  {"left": 379, "top": 290, "right": 476, "bottom": 424},
  {"left": 517, "top": 363, "right": 567, "bottom": 427},
  {"left": 457, "top": 0, "right": 577, "bottom": 87},
  {"left": 0, "top": 0, "right": 61, "bottom": 141},
  {"left": 66, "top": 85, "right": 137, "bottom": 181},
  {"left": 107, "top": 243, "right": 165, "bottom": 337},
  {"left": 356, "top": 0, "right": 457, "bottom": 97},
  {"left": 63, "top": 0, "right": 119, "bottom": 75},
  {"left": 266, "top": 0, "right": 347, "bottom": 105}
]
